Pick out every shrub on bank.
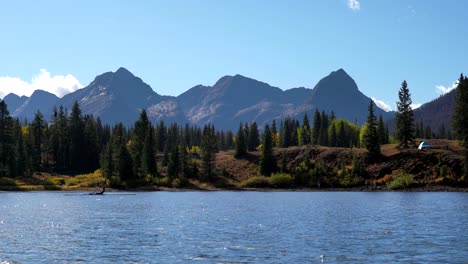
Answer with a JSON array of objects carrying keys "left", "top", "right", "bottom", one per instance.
[
  {"left": 386, "top": 173, "right": 416, "bottom": 190},
  {"left": 239, "top": 176, "right": 270, "bottom": 188},
  {"left": 270, "top": 173, "right": 294, "bottom": 188}
]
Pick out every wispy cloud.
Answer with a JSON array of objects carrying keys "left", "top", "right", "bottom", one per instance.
[
  {"left": 348, "top": 0, "right": 360, "bottom": 11},
  {"left": 0, "top": 69, "right": 83, "bottom": 98},
  {"left": 371, "top": 97, "right": 392, "bottom": 112},
  {"left": 436, "top": 80, "right": 458, "bottom": 95}
]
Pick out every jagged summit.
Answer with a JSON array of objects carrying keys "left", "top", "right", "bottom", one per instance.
[
  {"left": 3, "top": 93, "right": 29, "bottom": 114},
  {"left": 12, "top": 90, "right": 59, "bottom": 119},
  {"left": 3, "top": 67, "right": 402, "bottom": 130},
  {"left": 114, "top": 67, "right": 135, "bottom": 79},
  {"left": 313, "top": 68, "right": 358, "bottom": 94}
]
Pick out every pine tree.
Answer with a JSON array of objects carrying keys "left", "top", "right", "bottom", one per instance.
[
  {"left": 452, "top": 74, "right": 468, "bottom": 178},
  {"left": 319, "top": 111, "right": 329, "bottom": 146},
  {"left": 247, "top": 122, "right": 260, "bottom": 151},
  {"left": 142, "top": 127, "right": 157, "bottom": 177},
  {"left": 111, "top": 123, "right": 133, "bottom": 181},
  {"left": 234, "top": 123, "right": 247, "bottom": 158},
  {"left": 101, "top": 143, "right": 113, "bottom": 179},
  {"left": 425, "top": 126, "right": 432, "bottom": 139},
  {"left": 337, "top": 120, "right": 346, "bottom": 147},
  {"left": 271, "top": 119, "right": 278, "bottom": 147},
  {"left": 312, "top": 109, "right": 321, "bottom": 145},
  {"left": 377, "top": 115, "right": 386, "bottom": 145},
  {"left": 69, "top": 101, "right": 86, "bottom": 173},
  {"left": 260, "top": 124, "right": 277, "bottom": 176},
  {"left": 438, "top": 124, "right": 446, "bottom": 139},
  {"left": 167, "top": 145, "right": 180, "bottom": 179},
  {"left": 84, "top": 115, "right": 99, "bottom": 172},
  {"left": 31, "top": 111, "right": 45, "bottom": 170},
  {"left": 14, "top": 119, "right": 28, "bottom": 177},
  {"left": 201, "top": 125, "right": 218, "bottom": 180},
  {"left": 395, "top": 80, "right": 416, "bottom": 149},
  {"left": 131, "top": 110, "right": 151, "bottom": 177},
  {"left": 302, "top": 114, "right": 311, "bottom": 145},
  {"left": 329, "top": 122, "right": 337, "bottom": 147},
  {"left": 363, "top": 100, "right": 381, "bottom": 160}
]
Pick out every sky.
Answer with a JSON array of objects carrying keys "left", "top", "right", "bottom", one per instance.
[{"left": 0, "top": 0, "right": 467, "bottom": 111}]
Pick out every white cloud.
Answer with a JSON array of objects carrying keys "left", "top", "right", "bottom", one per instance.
[
  {"left": 0, "top": 69, "right": 83, "bottom": 98},
  {"left": 371, "top": 97, "right": 392, "bottom": 112},
  {"left": 411, "top": 103, "right": 422, "bottom": 110},
  {"left": 348, "top": 0, "right": 360, "bottom": 11},
  {"left": 436, "top": 80, "right": 458, "bottom": 95}
]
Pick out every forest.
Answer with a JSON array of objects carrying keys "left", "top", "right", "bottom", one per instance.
[{"left": 0, "top": 76, "right": 466, "bottom": 190}]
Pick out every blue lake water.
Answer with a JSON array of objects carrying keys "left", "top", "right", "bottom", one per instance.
[{"left": 0, "top": 192, "right": 467, "bottom": 263}]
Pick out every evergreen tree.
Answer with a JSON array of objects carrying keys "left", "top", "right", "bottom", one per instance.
[
  {"left": 271, "top": 119, "right": 277, "bottom": 147},
  {"left": 84, "top": 115, "right": 99, "bottom": 172},
  {"left": 260, "top": 124, "right": 277, "bottom": 176},
  {"left": 395, "top": 80, "right": 416, "bottom": 149},
  {"left": 31, "top": 111, "right": 45, "bottom": 170},
  {"left": 452, "top": 74, "right": 468, "bottom": 178},
  {"left": 101, "top": 143, "right": 113, "bottom": 179},
  {"left": 425, "top": 126, "right": 432, "bottom": 139},
  {"left": 247, "top": 122, "right": 260, "bottom": 151},
  {"left": 234, "top": 123, "right": 247, "bottom": 158},
  {"left": 363, "top": 100, "right": 381, "bottom": 160},
  {"left": 131, "top": 110, "right": 151, "bottom": 177},
  {"left": 201, "top": 125, "right": 218, "bottom": 180},
  {"left": 14, "top": 119, "right": 28, "bottom": 177},
  {"left": 377, "top": 115, "right": 386, "bottom": 145},
  {"left": 319, "top": 111, "right": 329, "bottom": 146},
  {"left": 312, "top": 109, "right": 321, "bottom": 145},
  {"left": 337, "top": 120, "right": 346, "bottom": 147},
  {"left": 415, "top": 119, "right": 422, "bottom": 138},
  {"left": 438, "top": 124, "right": 446, "bottom": 139},
  {"left": 329, "top": 122, "right": 337, "bottom": 147},
  {"left": 302, "top": 114, "right": 311, "bottom": 145},
  {"left": 142, "top": 127, "right": 157, "bottom": 177},
  {"left": 116, "top": 143, "right": 133, "bottom": 181},
  {"left": 68, "top": 101, "right": 86, "bottom": 173},
  {"left": 155, "top": 120, "right": 167, "bottom": 152},
  {"left": 167, "top": 145, "right": 180, "bottom": 179}
]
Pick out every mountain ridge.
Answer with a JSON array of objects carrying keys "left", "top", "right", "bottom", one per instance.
[{"left": 2, "top": 67, "right": 452, "bottom": 131}]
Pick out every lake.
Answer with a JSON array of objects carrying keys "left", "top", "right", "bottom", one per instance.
[{"left": 0, "top": 192, "right": 467, "bottom": 263}]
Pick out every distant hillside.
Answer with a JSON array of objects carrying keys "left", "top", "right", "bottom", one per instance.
[{"left": 413, "top": 89, "right": 457, "bottom": 131}]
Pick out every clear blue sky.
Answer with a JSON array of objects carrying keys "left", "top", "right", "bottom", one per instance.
[{"left": 0, "top": 0, "right": 467, "bottom": 110}]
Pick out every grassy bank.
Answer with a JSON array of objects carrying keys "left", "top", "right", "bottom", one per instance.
[{"left": 1, "top": 139, "right": 466, "bottom": 192}]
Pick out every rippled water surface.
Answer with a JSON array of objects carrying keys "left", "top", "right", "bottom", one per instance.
[{"left": 0, "top": 192, "right": 467, "bottom": 263}]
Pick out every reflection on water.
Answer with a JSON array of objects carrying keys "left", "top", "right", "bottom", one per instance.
[{"left": 0, "top": 192, "right": 467, "bottom": 263}]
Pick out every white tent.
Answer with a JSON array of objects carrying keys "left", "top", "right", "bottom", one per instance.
[{"left": 418, "top": 141, "right": 430, "bottom": 150}]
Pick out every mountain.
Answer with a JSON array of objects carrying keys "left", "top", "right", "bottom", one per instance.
[
  {"left": 13, "top": 90, "right": 59, "bottom": 120},
  {"left": 413, "top": 89, "right": 457, "bottom": 131},
  {"left": 3, "top": 93, "right": 29, "bottom": 114},
  {"left": 178, "top": 74, "right": 289, "bottom": 129},
  {"left": 3, "top": 67, "right": 399, "bottom": 130},
  {"left": 57, "top": 67, "right": 186, "bottom": 125},
  {"left": 177, "top": 69, "right": 392, "bottom": 130},
  {"left": 304, "top": 69, "right": 392, "bottom": 124}
]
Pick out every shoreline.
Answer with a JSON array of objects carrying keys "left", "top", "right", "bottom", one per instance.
[{"left": 1, "top": 185, "right": 466, "bottom": 193}]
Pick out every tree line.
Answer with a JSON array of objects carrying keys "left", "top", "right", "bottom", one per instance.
[{"left": 0, "top": 74, "right": 467, "bottom": 181}]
